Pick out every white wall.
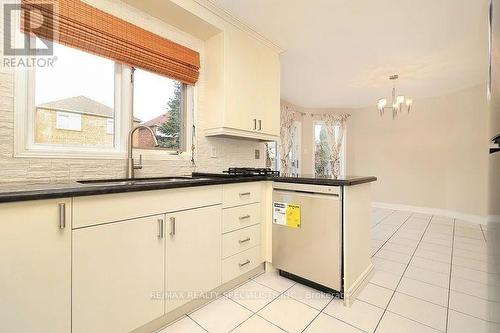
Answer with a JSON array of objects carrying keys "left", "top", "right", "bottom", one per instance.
[
  {"left": 347, "top": 84, "right": 490, "bottom": 221},
  {"left": 0, "top": 0, "right": 265, "bottom": 184}
]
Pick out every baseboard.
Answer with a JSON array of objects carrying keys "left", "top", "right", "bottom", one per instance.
[
  {"left": 343, "top": 263, "right": 374, "bottom": 307},
  {"left": 372, "top": 202, "right": 489, "bottom": 225},
  {"left": 488, "top": 215, "right": 500, "bottom": 224}
]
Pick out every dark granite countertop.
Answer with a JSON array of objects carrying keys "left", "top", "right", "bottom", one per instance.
[{"left": 0, "top": 173, "right": 376, "bottom": 203}]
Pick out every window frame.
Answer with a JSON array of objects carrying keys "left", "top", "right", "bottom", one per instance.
[{"left": 13, "top": 18, "right": 196, "bottom": 161}]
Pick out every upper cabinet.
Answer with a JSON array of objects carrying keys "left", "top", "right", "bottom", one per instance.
[{"left": 204, "top": 28, "right": 281, "bottom": 141}]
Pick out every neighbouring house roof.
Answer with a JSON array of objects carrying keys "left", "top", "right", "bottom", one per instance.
[
  {"left": 141, "top": 113, "right": 170, "bottom": 127},
  {"left": 38, "top": 95, "right": 142, "bottom": 122}
]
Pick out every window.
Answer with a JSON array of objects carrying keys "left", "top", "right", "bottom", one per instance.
[
  {"left": 313, "top": 121, "right": 345, "bottom": 176},
  {"left": 106, "top": 119, "right": 114, "bottom": 135},
  {"left": 33, "top": 41, "right": 117, "bottom": 149},
  {"left": 132, "top": 68, "right": 187, "bottom": 152},
  {"left": 56, "top": 112, "right": 81, "bottom": 131}
]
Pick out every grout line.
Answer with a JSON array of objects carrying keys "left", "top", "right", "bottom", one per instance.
[
  {"left": 186, "top": 314, "right": 210, "bottom": 332},
  {"left": 299, "top": 292, "right": 336, "bottom": 333},
  {"left": 372, "top": 213, "right": 434, "bottom": 333},
  {"left": 372, "top": 212, "right": 415, "bottom": 257},
  {"left": 444, "top": 219, "right": 455, "bottom": 333},
  {"left": 384, "top": 309, "right": 450, "bottom": 333},
  {"left": 371, "top": 210, "right": 397, "bottom": 228},
  {"left": 318, "top": 299, "right": 385, "bottom": 332}
]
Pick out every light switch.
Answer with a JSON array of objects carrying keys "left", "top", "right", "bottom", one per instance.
[
  {"left": 211, "top": 146, "right": 217, "bottom": 158},
  {"left": 255, "top": 149, "right": 260, "bottom": 159}
]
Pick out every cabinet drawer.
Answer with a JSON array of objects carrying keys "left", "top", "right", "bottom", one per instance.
[
  {"left": 222, "top": 182, "right": 261, "bottom": 207},
  {"left": 221, "top": 246, "right": 262, "bottom": 283},
  {"left": 73, "top": 185, "right": 222, "bottom": 228},
  {"left": 222, "top": 224, "right": 261, "bottom": 259},
  {"left": 222, "top": 203, "right": 261, "bottom": 233}
]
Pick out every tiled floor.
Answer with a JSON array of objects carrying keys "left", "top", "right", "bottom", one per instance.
[{"left": 157, "top": 208, "right": 500, "bottom": 333}]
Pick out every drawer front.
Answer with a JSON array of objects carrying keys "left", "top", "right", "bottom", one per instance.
[
  {"left": 73, "top": 185, "right": 222, "bottom": 228},
  {"left": 222, "top": 202, "right": 261, "bottom": 233},
  {"left": 222, "top": 182, "right": 261, "bottom": 207},
  {"left": 221, "top": 246, "right": 262, "bottom": 283},
  {"left": 222, "top": 224, "right": 261, "bottom": 259}
]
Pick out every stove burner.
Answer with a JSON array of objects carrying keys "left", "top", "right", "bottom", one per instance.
[{"left": 223, "top": 168, "right": 280, "bottom": 176}]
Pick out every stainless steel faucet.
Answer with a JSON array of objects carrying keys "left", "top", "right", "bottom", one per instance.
[{"left": 127, "top": 126, "right": 159, "bottom": 178}]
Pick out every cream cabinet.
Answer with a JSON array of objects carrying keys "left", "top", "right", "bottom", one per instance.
[
  {"left": 166, "top": 205, "right": 222, "bottom": 312},
  {"left": 204, "top": 28, "right": 280, "bottom": 141},
  {"left": 72, "top": 215, "right": 165, "bottom": 333},
  {"left": 0, "top": 199, "right": 71, "bottom": 333}
]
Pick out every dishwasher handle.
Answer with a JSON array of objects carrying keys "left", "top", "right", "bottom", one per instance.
[{"left": 273, "top": 189, "right": 339, "bottom": 200}]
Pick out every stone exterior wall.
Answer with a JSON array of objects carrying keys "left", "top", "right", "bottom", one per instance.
[
  {"left": 35, "top": 108, "right": 114, "bottom": 147},
  {"left": 0, "top": 0, "right": 266, "bottom": 185}
]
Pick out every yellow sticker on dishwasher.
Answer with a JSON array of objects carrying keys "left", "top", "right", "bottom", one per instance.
[{"left": 286, "top": 204, "right": 301, "bottom": 228}]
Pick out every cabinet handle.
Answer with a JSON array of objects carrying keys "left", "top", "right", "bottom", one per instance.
[
  {"left": 239, "top": 237, "right": 251, "bottom": 244},
  {"left": 158, "top": 218, "right": 164, "bottom": 239},
  {"left": 58, "top": 203, "right": 66, "bottom": 229},
  {"left": 169, "top": 217, "right": 176, "bottom": 236},
  {"left": 239, "top": 192, "right": 251, "bottom": 196},
  {"left": 239, "top": 259, "right": 251, "bottom": 267},
  {"left": 253, "top": 119, "right": 257, "bottom": 130},
  {"left": 258, "top": 120, "right": 262, "bottom": 131},
  {"left": 239, "top": 214, "right": 251, "bottom": 220}
]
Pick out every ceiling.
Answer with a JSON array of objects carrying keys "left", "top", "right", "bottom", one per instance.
[{"left": 213, "top": 0, "right": 490, "bottom": 108}]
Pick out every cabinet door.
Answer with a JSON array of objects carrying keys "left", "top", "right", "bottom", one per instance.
[
  {"left": 73, "top": 215, "right": 164, "bottom": 333},
  {"left": 0, "top": 199, "right": 71, "bottom": 333},
  {"left": 166, "top": 205, "right": 221, "bottom": 312}
]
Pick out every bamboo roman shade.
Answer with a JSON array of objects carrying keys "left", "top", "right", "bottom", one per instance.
[{"left": 21, "top": 0, "right": 200, "bottom": 85}]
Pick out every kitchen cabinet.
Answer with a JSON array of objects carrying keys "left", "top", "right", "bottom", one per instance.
[
  {"left": 0, "top": 199, "right": 71, "bottom": 333},
  {"left": 204, "top": 29, "right": 280, "bottom": 141},
  {"left": 166, "top": 205, "right": 221, "bottom": 312},
  {"left": 72, "top": 215, "right": 165, "bottom": 333}
]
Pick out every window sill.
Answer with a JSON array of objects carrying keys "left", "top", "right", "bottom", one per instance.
[{"left": 14, "top": 147, "right": 127, "bottom": 160}]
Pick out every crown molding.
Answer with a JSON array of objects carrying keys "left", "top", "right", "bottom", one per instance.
[{"left": 192, "top": 0, "right": 284, "bottom": 54}]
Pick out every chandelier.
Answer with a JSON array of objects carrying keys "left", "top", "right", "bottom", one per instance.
[{"left": 377, "top": 75, "right": 412, "bottom": 119}]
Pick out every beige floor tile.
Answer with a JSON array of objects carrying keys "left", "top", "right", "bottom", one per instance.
[
  {"left": 258, "top": 295, "right": 319, "bottom": 333},
  {"left": 447, "top": 310, "right": 500, "bottom": 333},
  {"left": 304, "top": 313, "right": 364, "bottom": 333},
  {"left": 387, "top": 292, "right": 446, "bottom": 331},
  {"left": 158, "top": 316, "right": 206, "bottom": 333},
  {"left": 414, "top": 248, "right": 451, "bottom": 263},
  {"left": 449, "top": 291, "right": 500, "bottom": 322},
  {"left": 375, "top": 249, "right": 412, "bottom": 264},
  {"left": 189, "top": 297, "right": 252, "bottom": 333},
  {"left": 450, "top": 275, "right": 499, "bottom": 301},
  {"left": 252, "top": 271, "right": 295, "bottom": 293},
  {"left": 381, "top": 243, "right": 415, "bottom": 255},
  {"left": 284, "top": 283, "right": 333, "bottom": 310},
  {"left": 372, "top": 257, "right": 406, "bottom": 276},
  {"left": 404, "top": 266, "right": 449, "bottom": 288},
  {"left": 409, "top": 256, "right": 450, "bottom": 274},
  {"left": 225, "top": 280, "right": 280, "bottom": 312},
  {"left": 418, "top": 242, "right": 452, "bottom": 255},
  {"left": 357, "top": 283, "right": 393, "bottom": 309},
  {"left": 451, "top": 265, "right": 500, "bottom": 286},
  {"left": 397, "top": 277, "right": 448, "bottom": 306},
  {"left": 370, "top": 270, "right": 401, "bottom": 290},
  {"left": 323, "top": 299, "right": 384, "bottom": 333},
  {"left": 376, "top": 311, "right": 441, "bottom": 333},
  {"left": 453, "top": 256, "right": 491, "bottom": 272},
  {"left": 231, "top": 315, "right": 285, "bottom": 333},
  {"left": 388, "top": 236, "right": 420, "bottom": 248},
  {"left": 393, "top": 231, "right": 421, "bottom": 241},
  {"left": 453, "top": 241, "right": 487, "bottom": 253}
]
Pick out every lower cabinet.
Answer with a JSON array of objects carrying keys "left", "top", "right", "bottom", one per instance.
[
  {"left": 72, "top": 215, "right": 165, "bottom": 333},
  {"left": 0, "top": 199, "right": 71, "bottom": 333},
  {"left": 166, "top": 205, "right": 222, "bottom": 312}
]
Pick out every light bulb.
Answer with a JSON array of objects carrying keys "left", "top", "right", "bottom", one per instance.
[
  {"left": 396, "top": 95, "right": 405, "bottom": 105},
  {"left": 377, "top": 98, "right": 387, "bottom": 111}
]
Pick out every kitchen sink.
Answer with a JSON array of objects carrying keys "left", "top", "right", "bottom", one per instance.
[{"left": 77, "top": 176, "right": 211, "bottom": 187}]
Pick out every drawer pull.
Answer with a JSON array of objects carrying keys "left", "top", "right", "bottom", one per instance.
[
  {"left": 239, "top": 237, "right": 251, "bottom": 244},
  {"left": 239, "top": 259, "right": 251, "bottom": 267},
  {"left": 239, "top": 214, "right": 251, "bottom": 220},
  {"left": 239, "top": 192, "right": 251, "bottom": 196}
]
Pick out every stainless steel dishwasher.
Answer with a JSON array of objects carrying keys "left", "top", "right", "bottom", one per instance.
[{"left": 272, "top": 182, "right": 342, "bottom": 292}]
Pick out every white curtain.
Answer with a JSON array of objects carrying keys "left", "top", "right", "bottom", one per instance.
[
  {"left": 320, "top": 114, "right": 349, "bottom": 178},
  {"left": 279, "top": 105, "right": 296, "bottom": 175}
]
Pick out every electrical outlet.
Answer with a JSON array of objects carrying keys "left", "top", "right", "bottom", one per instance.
[
  {"left": 255, "top": 149, "right": 260, "bottom": 159},
  {"left": 211, "top": 146, "right": 217, "bottom": 158}
]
